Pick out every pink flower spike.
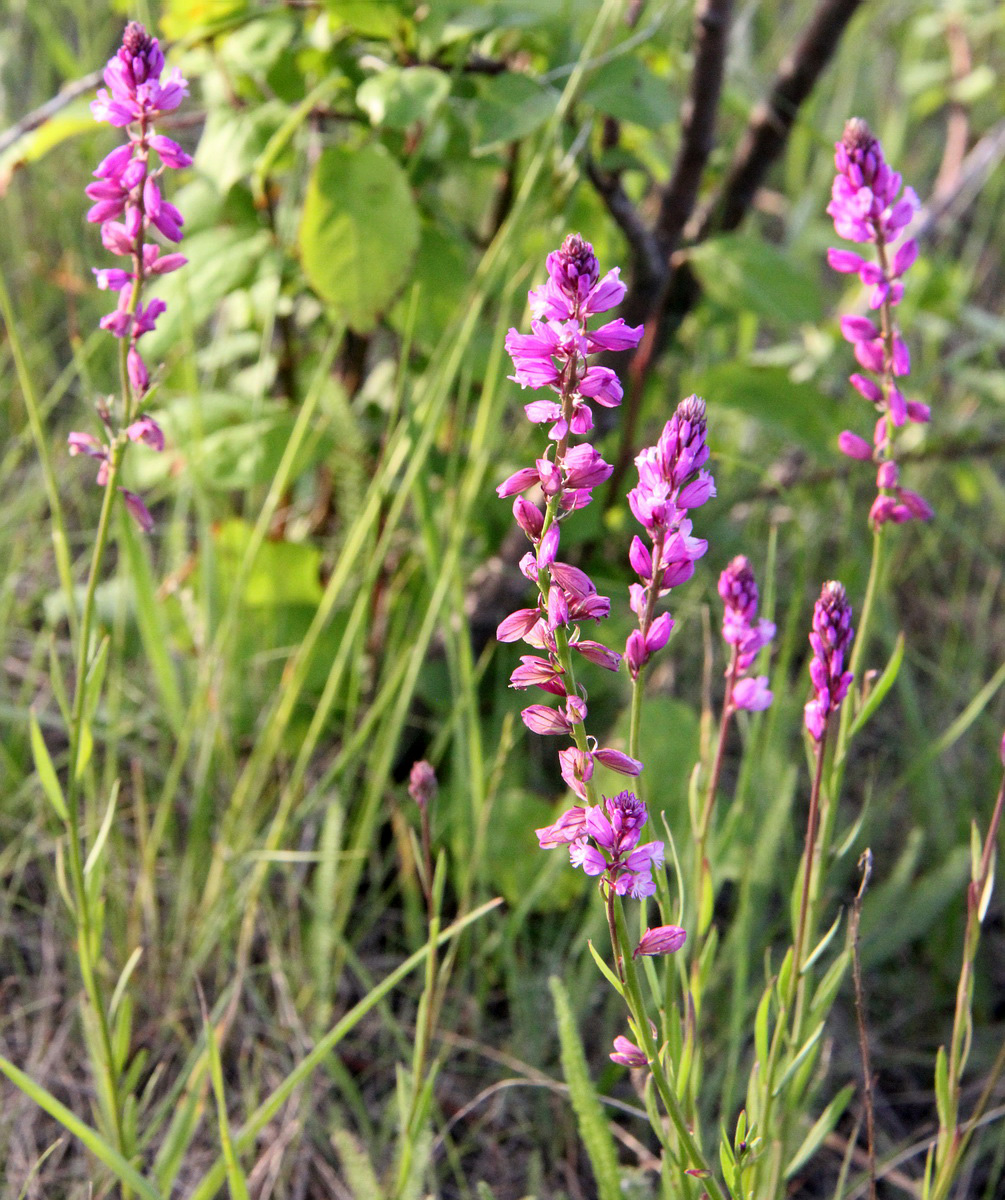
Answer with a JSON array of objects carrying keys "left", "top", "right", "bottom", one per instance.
[
  {"left": 572, "top": 639, "right": 621, "bottom": 671},
  {"left": 497, "top": 467, "right": 540, "bottom": 498},
  {"left": 841, "top": 314, "right": 880, "bottom": 343},
  {"left": 827, "top": 248, "right": 866, "bottom": 273},
  {"left": 633, "top": 925, "right": 687, "bottom": 958}
]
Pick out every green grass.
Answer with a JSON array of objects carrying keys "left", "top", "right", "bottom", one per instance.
[{"left": 1, "top": 1, "right": 1004, "bottom": 1197}]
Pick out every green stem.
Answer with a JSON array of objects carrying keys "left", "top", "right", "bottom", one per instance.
[
  {"left": 611, "top": 896, "right": 726, "bottom": 1200},
  {"left": 64, "top": 444, "right": 129, "bottom": 1171}
]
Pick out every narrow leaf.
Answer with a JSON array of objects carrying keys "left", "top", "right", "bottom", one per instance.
[
  {"left": 784, "top": 1084, "right": 855, "bottom": 1178},
  {"left": 849, "top": 633, "right": 904, "bottom": 738},
  {"left": 0, "top": 1054, "right": 162, "bottom": 1200},
  {"left": 84, "top": 780, "right": 120, "bottom": 876},
  {"left": 30, "top": 710, "right": 67, "bottom": 821}
]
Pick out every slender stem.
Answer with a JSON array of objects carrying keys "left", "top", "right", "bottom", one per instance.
[
  {"left": 696, "top": 648, "right": 738, "bottom": 857},
  {"left": 791, "top": 731, "right": 828, "bottom": 1006},
  {"left": 611, "top": 897, "right": 726, "bottom": 1200},
  {"left": 63, "top": 445, "right": 129, "bottom": 1165}
]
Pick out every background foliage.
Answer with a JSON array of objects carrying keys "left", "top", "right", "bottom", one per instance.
[{"left": 0, "top": 0, "right": 1003, "bottom": 1196}]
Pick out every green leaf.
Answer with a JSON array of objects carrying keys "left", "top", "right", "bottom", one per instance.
[
  {"left": 772, "top": 1020, "right": 824, "bottom": 1098},
  {"left": 468, "top": 73, "right": 559, "bottom": 155},
  {"left": 549, "top": 977, "right": 622, "bottom": 1200},
  {"left": 213, "top": 519, "right": 323, "bottom": 608},
  {"left": 934, "top": 1044, "right": 951, "bottom": 1130},
  {"left": 299, "top": 144, "right": 420, "bottom": 332},
  {"left": 30, "top": 710, "right": 67, "bottom": 822},
  {"left": 195, "top": 100, "right": 288, "bottom": 194},
  {"left": 784, "top": 1084, "right": 855, "bottom": 1178},
  {"left": 754, "top": 986, "right": 771, "bottom": 1067},
  {"left": 685, "top": 363, "right": 842, "bottom": 454},
  {"left": 688, "top": 234, "right": 823, "bottom": 326},
  {"left": 84, "top": 780, "right": 120, "bottom": 877},
  {"left": 161, "top": 0, "right": 249, "bottom": 39},
  {"left": 849, "top": 633, "right": 904, "bottom": 739},
  {"left": 587, "top": 940, "right": 625, "bottom": 997},
  {"left": 357, "top": 67, "right": 451, "bottom": 129},
  {"left": 0, "top": 1054, "right": 163, "bottom": 1200},
  {"left": 580, "top": 56, "right": 671, "bottom": 129},
  {"left": 201, "top": 995, "right": 251, "bottom": 1200},
  {"left": 0, "top": 102, "right": 96, "bottom": 194},
  {"left": 331, "top": 1127, "right": 382, "bottom": 1199},
  {"left": 325, "top": 0, "right": 410, "bottom": 38}
]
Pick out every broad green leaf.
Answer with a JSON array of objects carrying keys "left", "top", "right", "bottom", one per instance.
[
  {"left": 0, "top": 103, "right": 95, "bottom": 194},
  {"left": 30, "top": 711, "right": 67, "bottom": 822},
  {"left": 549, "top": 977, "right": 622, "bottom": 1200},
  {"left": 685, "top": 363, "right": 842, "bottom": 454},
  {"left": 161, "top": 0, "right": 249, "bottom": 39},
  {"left": 688, "top": 234, "right": 823, "bottom": 325},
  {"left": 390, "top": 221, "right": 475, "bottom": 349},
  {"left": 195, "top": 101, "right": 288, "bottom": 195},
  {"left": 357, "top": 67, "right": 451, "bottom": 130},
  {"left": 468, "top": 73, "right": 559, "bottom": 155},
  {"left": 299, "top": 144, "right": 420, "bottom": 332},
  {"left": 581, "top": 56, "right": 672, "bottom": 129},
  {"left": 325, "top": 0, "right": 410, "bottom": 38},
  {"left": 784, "top": 1084, "right": 855, "bottom": 1178},
  {"left": 213, "top": 519, "right": 323, "bottom": 608},
  {"left": 141, "top": 228, "right": 273, "bottom": 361}
]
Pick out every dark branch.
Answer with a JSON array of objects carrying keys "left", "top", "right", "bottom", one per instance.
[
  {"left": 656, "top": 0, "right": 734, "bottom": 254},
  {"left": 692, "top": 0, "right": 865, "bottom": 239}
]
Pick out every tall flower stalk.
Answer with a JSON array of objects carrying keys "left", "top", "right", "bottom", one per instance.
[
  {"left": 499, "top": 237, "right": 724, "bottom": 1193},
  {"left": 60, "top": 23, "right": 189, "bottom": 1170}
]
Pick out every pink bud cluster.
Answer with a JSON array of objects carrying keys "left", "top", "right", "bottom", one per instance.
[
  {"left": 497, "top": 235, "right": 644, "bottom": 802},
  {"left": 68, "top": 23, "right": 190, "bottom": 530},
  {"left": 826, "top": 118, "right": 931, "bottom": 527},
  {"left": 718, "top": 556, "right": 774, "bottom": 712},
  {"left": 804, "top": 581, "right": 855, "bottom": 742},
  {"left": 624, "top": 396, "right": 715, "bottom": 680}
]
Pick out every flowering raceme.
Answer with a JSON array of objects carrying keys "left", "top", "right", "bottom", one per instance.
[
  {"left": 718, "top": 556, "right": 774, "bottom": 712},
  {"left": 625, "top": 396, "right": 715, "bottom": 680},
  {"left": 827, "top": 118, "right": 931, "bottom": 526},
  {"left": 68, "top": 22, "right": 190, "bottom": 530},
  {"left": 804, "top": 581, "right": 855, "bottom": 742},
  {"left": 497, "top": 235, "right": 645, "bottom": 806}
]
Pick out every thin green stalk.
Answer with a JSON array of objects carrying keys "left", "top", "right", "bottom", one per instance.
[{"left": 611, "top": 896, "right": 726, "bottom": 1200}]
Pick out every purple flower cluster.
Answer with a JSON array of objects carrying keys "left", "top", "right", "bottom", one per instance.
[
  {"left": 497, "top": 236, "right": 644, "bottom": 800},
  {"left": 826, "top": 118, "right": 931, "bottom": 526},
  {"left": 536, "top": 790, "right": 664, "bottom": 900},
  {"left": 624, "top": 397, "right": 715, "bottom": 680},
  {"left": 804, "top": 581, "right": 855, "bottom": 742},
  {"left": 68, "top": 23, "right": 190, "bottom": 530},
  {"left": 718, "top": 556, "right": 774, "bottom": 712}
]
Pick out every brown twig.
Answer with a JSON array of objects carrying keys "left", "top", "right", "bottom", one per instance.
[
  {"left": 692, "top": 0, "right": 866, "bottom": 240},
  {"left": 932, "top": 20, "right": 972, "bottom": 201},
  {"left": 657, "top": 0, "right": 734, "bottom": 254}
]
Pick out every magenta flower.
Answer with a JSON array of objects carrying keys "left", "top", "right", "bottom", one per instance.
[
  {"left": 718, "top": 556, "right": 774, "bottom": 712},
  {"left": 541, "top": 790, "right": 664, "bottom": 900},
  {"left": 633, "top": 925, "right": 687, "bottom": 958},
  {"left": 408, "top": 760, "right": 437, "bottom": 809},
  {"left": 827, "top": 118, "right": 930, "bottom": 526},
  {"left": 804, "top": 581, "right": 855, "bottom": 742},
  {"left": 497, "top": 235, "right": 643, "bottom": 819},
  {"left": 69, "top": 22, "right": 189, "bottom": 532},
  {"left": 610, "top": 1035, "right": 648, "bottom": 1068},
  {"left": 625, "top": 395, "right": 714, "bottom": 680}
]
